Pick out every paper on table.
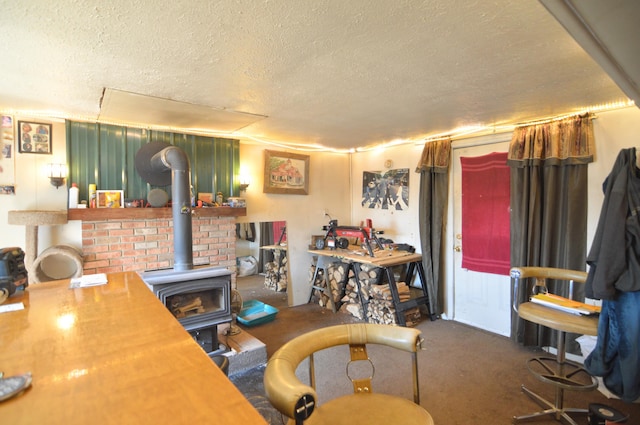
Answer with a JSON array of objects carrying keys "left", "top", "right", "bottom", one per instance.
[
  {"left": 69, "top": 273, "right": 108, "bottom": 289},
  {"left": 0, "top": 302, "right": 24, "bottom": 314},
  {"left": 530, "top": 293, "right": 601, "bottom": 316}
]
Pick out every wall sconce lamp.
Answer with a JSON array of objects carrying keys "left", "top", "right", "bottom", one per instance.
[
  {"left": 239, "top": 176, "right": 250, "bottom": 192},
  {"left": 47, "top": 163, "right": 67, "bottom": 189}
]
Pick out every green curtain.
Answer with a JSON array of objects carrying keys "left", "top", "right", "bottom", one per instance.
[
  {"left": 415, "top": 138, "right": 451, "bottom": 317},
  {"left": 66, "top": 121, "right": 239, "bottom": 203},
  {"left": 509, "top": 114, "right": 594, "bottom": 352}
]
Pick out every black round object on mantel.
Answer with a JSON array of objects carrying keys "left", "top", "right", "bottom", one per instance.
[
  {"left": 147, "top": 188, "right": 169, "bottom": 208},
  {"left": 135, "top": 141, "right": 173, "bottom": 186}
]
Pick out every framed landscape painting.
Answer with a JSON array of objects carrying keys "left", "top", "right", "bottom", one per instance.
[{"left": 263, "top": 150, "right": 309, "bottom": 195}]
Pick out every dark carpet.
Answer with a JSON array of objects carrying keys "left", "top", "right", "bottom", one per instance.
[{"left": 231, "top": 275, "right": 639, "bottom": 425}]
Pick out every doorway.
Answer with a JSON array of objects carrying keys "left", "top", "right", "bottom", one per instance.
[{"left": 450, "top": 138, "right": 511, "bottom": 336}]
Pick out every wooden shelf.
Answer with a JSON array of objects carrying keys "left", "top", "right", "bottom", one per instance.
[{"left": 68, "top": 206, "right": 246, "bottom": 221}]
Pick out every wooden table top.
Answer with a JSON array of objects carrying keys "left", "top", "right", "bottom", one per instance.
[
  {"left": 309, "top": 247, "right": 422, "bottom": 267},
  {"left": 0, "top": 272, "right": 266, "bottom": 425}
]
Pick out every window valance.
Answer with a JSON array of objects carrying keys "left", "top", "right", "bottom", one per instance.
[
  {"left": 507, "top": 114, "right": 594, "bottom": 167},
  {"left": 415, "top": 138, "right": 451, "bottom": 173}
]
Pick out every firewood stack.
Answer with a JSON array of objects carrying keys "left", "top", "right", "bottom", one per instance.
[
  {"left": 309, "top": 264, "right": 330, "bottom": 308},
  {"left": 308, "top": 261, "right": 351, "bottom": 309},
  {"left": 339, "top": 263, "right": 421, "bottom": 326},
  {"left": 339, "top": 263, "right": 380, "bottom": 319},
  {"left": 264, "top": 249, "right": 287, "bottom": 292},
  {"left": 309, "top": 261, "right": 421, "bottom": 326},
  {"left": 366, "top": 282, "right": 421, "bottom": 326},
  {"left": 170, "top": 295, "right": 205, "bottom": 318}
]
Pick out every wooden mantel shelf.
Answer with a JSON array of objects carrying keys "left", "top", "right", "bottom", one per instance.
[{"left": 68, "top": 206, "right": 246, "bottom": 221}]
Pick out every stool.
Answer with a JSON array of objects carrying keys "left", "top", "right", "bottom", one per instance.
[{"left": 511, "top": 266, "right": 599, "bottom": 425}]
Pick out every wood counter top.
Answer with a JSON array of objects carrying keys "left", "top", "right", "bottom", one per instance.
[
  {"left": 68, "top": 206, "right": 246, "bottom": 221},
  {"left": 0, "top": 272, "right": 266, "bottom": 424}
]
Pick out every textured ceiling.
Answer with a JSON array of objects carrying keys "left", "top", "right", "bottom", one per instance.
[{"left": 0, "top": 0, "right": 634, "bottom": 150}]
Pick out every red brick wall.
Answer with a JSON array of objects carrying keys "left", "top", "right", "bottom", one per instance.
[{"left": 80, "top": 216, "right": 237, "bottom": 276}]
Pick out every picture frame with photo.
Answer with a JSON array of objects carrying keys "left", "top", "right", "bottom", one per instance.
[
  {"left": 18, "top": 121, "right": 52, "bottom": 154},
  {"left": 96, "top": 190, "right": 124, "bottom": 208}
]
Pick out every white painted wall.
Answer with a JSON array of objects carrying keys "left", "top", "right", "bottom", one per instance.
[
  {"left": 587, "top": 107, "right": 640, "bottom": 251},
  {"left": 350, "top": 107, "right": 640, "bottom": 326},
  {"left": 3, "top": 107, "right": 639, "bottom": 313},
  {"left": 348, "top": 144, "right": 425, "bottom": 249},
  {"left": 237, "top": 143, "right": 351, "bottom": 306},
  {"left": 3, "top": 118, "right": 82, "bottom": 260}
]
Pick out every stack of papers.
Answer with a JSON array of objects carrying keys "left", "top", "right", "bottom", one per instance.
[
  {"left": 530, "top": 293, "right": 601, "bottom": 316},
  {"left": 69, "top": 273, "right": 108, "bottom": 289}
]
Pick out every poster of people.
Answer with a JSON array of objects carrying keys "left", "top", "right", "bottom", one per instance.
[
  {"left": 0, "top": 115, "right": 16, "bottom": 194},
  {"left": 361, "top": 168, "right": 409, "bottom": 210}
]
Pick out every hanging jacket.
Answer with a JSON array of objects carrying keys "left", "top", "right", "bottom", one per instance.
[
  {"left": 586, "top": 148, "right": 640, "bottom": 299},
  {"left": 584, "top": 147, "right": 640, "bottom": 402}
]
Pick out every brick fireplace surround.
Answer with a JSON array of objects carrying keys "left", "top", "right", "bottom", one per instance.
[{"left": 68, "top": 207, "right": 244, "bottom": 281}]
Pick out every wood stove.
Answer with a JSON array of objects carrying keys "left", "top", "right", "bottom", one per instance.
[
  {"left": 141, "top": 266, "right": 232, "bottom": 357},
  {"left": 135, "top": 142, "right": 232, "bottom": 358}
]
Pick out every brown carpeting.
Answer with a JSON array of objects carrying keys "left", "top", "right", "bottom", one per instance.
[{"left": 232, "top": 274, "right": 639, "bottom": 425}]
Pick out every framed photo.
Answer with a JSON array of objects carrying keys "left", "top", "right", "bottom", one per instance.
[
  {"left": 96, "top": 190, "right": 124, "bottom": 208},
  {"left": 18, "top": 121, "right": 51, "bottom": 154},
  {"left": 1, "top": 115, "right": 16, "bottom": 189},
  {"left": 361, "top": 168, "right": 410, "bottom": 210},
  {"left": 263, "top": 150, "right": 309, "bottom": 195}
]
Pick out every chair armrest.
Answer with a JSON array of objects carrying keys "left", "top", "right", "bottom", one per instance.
[
  {"left": 510, "top": 266, "right": 587, "bottom": 283},
  {"left": 263, "top": 324, "right": 423, "bottom": 420},
  {"left": 511, "top": 266, "right": 588, "bottom": 314},
  {"left": 264, "top": 357, "right": 317, "bottom": 420}
]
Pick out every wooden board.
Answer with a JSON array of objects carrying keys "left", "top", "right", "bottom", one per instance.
[{"left": 308, "top": 246, "right": 421, "bottom": 267}]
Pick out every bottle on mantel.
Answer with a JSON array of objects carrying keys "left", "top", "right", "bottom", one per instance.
[
  {"left": 69, "top": 183, "right": 79, "bottom": 209},
  {"left": 89, "top": 184, "right": 97, "bottom": 208}
]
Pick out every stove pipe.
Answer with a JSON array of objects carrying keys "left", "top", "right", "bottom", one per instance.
[
  {"left": 135, "top": 142, "right": 193, "bottom": 271},
  {"left": 150, "top": 146, "right": 193, "bottom": 271}
]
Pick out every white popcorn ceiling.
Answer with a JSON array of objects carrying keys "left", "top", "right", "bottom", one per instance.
[{"left": 0, "top": 0, "right": 635, "bottom": 150}]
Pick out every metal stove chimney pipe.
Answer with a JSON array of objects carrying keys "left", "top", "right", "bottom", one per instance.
[{"left": 149, "top": 146, "right": 193, "bottom": 271}]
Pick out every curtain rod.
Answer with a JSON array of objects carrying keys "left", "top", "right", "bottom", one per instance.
[{"left": 429, "top": 112, "right": 602, "bottom": 146}]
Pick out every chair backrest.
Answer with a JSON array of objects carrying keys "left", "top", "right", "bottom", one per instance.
[
  {"left": 510, "top": 266, "right": 587, "bottom": 313},
  {"left": 263, "top": 323, "right": 423, "bottom": 423}
]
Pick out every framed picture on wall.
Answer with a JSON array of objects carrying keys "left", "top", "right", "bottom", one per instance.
[
  {"left": 18, "top": 121, "right": 52, "bottom": 154},
  {"left": 263, "top": 150, "right": 310, "bottom": 195},
  {"left": 1, "top": 115, "right": 16, "bottom": 191}
]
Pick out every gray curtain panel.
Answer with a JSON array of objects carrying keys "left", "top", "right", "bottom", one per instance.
[
  {"left": 416, "top": 138, "right": 451, "bottom": 317},
  {"left": 508, "top": 114, "right": 594, "bottom": 351}
]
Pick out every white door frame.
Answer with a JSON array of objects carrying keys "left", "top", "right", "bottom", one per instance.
[{"left": 442, "top": 132, "right": 512, "bottom": 325}]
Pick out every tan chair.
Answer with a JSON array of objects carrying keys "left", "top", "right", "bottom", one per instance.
[
  {"left": 264, "top": 323, "right": 434, "bottom": 425},
  {"left": 511, "top": 266, "right": 599, "bottom": 425}
]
